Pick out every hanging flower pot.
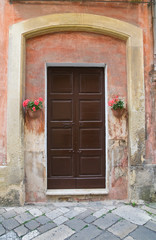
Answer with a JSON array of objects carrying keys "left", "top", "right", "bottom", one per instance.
[
  {"left": 108, "top": 96, "right": 125, "bottom": 118},
  {"left": 111, "top": 108, "right": 125, "bottom": 118},
  {"left": 23, "top": 97, "right": 43, "bottom": 119},
  {"left": 27, "top": 109, "right": 41, "bottom": 119}
]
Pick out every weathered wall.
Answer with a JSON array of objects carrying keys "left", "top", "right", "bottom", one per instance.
[
  {"left": 25, "top": 33, "right": 127, "bottom": 202},
  {"left": 0, "top": 0, "right": 155, "bottom": 204}
]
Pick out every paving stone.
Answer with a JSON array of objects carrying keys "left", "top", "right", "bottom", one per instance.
[
  {"left": 108, "top": 219, "right": 137, "bottom": 238},
  {"left": 0, "top": 225, "right": 5, "bottom": 236},
  {"left": 53, "top": 216, "right": 68, "bottom": 225},
  {"left": 76, "top": 209, "right": 94, "bottom": 220},
  {"left": 2, "top": 210, "right": 16, "bottom": 219},
  {"left": 69, "top": 224, "right": 101, "bottom": 240},
  {"left": 93, "top": 213, "right": 121, "bottom": 230},
  {"left": 141, "top": 205, "right": 156, "bottom": 215},
  {"left": 84, "top": 215, "right": 96, "bottom": 223},
  {"left": 15, "top": 212, "right": 33, "bottom": 224},
  {"left": 2, "top": 218, "right": 19, "bottom": 230},
  {"left": 0, "top": 209, "right": 5, "bottom": 215},
  {"left": 124, "top": 237, "right": 134, "bottom": 240},
  {"left": 14, "top": 225, "right": 28, "bottom": 237},
  {"left": 0, "top": 216, "right": 4, "bottom": 223},
  {"left": 64, "top": 207, "right": 86, "bottom": 219},
  {"left": 34, "top": 224, "right": 75, "bottom": 240},
  {"left": 36, "top": 215, "right": 51, "bottom": 225},
  {"left": 65, "top": 218, "right": 87, "bottom": 231},
  {"left": 113, "top": 205, "right": 151, "bottom": 225},
  {"left": 29, "top": 208, "right": 43, "bottom": 217},
  {"left": 45, "top": 209, "right": 63, "bottom": 220},
  {"left": 25, "top": 219, "right": 40, "bottom": 230},
  {"left": 95, "top": 231, "right": 120, "bottom": 240},
  {"left": 151, "top": 215, "right": 156, "bottom": 222},
  {"left": 39, "top": 207, "right": 51, "bottom": 214},
  {"left": 130, "top": 226, "right": 156, "bottom": 240},
  {"left": 22, "top": 230, "right": 39, "bottom": 240},
  {"left": 148, "top": 203, "right": 156, "bottom": 209},
  {"left": 14, "top": 208, "right": 26, "bottom": 214},
  {"left": 102, "top": 205, "right": 116, "bottom": 211},
  {"left": 93, "top": 208, "right": 108, "bottom": 218},
  {"left": 0, "top": 231, "right": 20, "bottom": 240},
  {"left": 144, "top": 220, "right": 156, "bottom": 232},
  {"left": 37, "top": 222, "right": 57, "bottom": 233},
  {"left": 5, "top": 207, "right": 15, "bottom": 212},
  {"left": 59, "top": 207, "right": 70, "bottom": 214}
]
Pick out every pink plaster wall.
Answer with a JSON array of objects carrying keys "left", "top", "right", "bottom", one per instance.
[{"left": 0, "top": 0, "right": 155, "bottom": 202}]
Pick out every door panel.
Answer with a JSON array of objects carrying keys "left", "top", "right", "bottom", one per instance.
[{"left": 47, "top": 67, "right": 105, "bottom": 189}]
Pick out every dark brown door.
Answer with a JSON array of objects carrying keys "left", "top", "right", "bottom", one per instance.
[{"left": 47, "top": 67, "right": 105, "bottom": 189}]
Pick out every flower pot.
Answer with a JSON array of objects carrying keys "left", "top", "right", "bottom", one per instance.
[
  {"left": 111, "top": 108, "right": 125, "bottom": 118},
  {"left": 28, "top": 109, "right": 41, "bottom": 119}
]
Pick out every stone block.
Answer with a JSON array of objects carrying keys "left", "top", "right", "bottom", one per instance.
[
  {"left": 37, "top": 222, "right": 57, "bottom": 233},
  {"left": 53, "top": 216, "right": 68, "bottom": 225},
  {"left": 25, "top": 220, "right": 40, "bottom": 230},
  {"left": 84, "top": 215, "right": 96, "bottom": 223},
  {"left": 45, "top": 209, "right": 62, "bottom": 220},
  {"left": 22, "top": 230, "right": 39, "bottom": 240},
  {"left": 130, "top": 226, "right": 156, "bottom": 240},
  {"left": 0, "top": 224, "right": 5, "bottom": 236},
  {"left": 93, "top": 208, "right": 108, "bottom": 218},
  {"left": 112, "top": 205, "right": 151, "bottom": 225},
  {"left": 59, "top": 207, "right": 70, "bottom": 214},
  {"left": 34, "top": 225, "right": 75, "bottom": 240},
  {"left": 124, "top": 237, "right": 134, "bottom": 240},
  {"left": 0, "top": 231, "right": 20, "bottom": 240},
  {"left": 14, "top": 225, "right": 28, "bottom": 237},
  {"left": 2, "top": 210, "right": 16, "bottom": 219},
  {"left": 15, "top": 213, "right": 33, "bottom": 224},
  {"left": 65, "top": 218, "right": 86, "bottom": 231},
  {"left": 2, "top": 218, "right": 19, "bottom": 230},
  {"left": 69, "top": 225, "right": 101, "bottom": 240},
  {"left": 95, "top": 231, "right": 120, "bottom": 240},
  {"left": 108, "top": 219, "right": 137, "bottom": 238},
  {"left": 36, "top": 216, "right": 51, "bottom": 225},
  {"left": 29, "top": 208, "right": 43, "bottom": 217},
  {"left": 64, "top": 207, "right": 86, "bottom": 219},
  {"left": 145, "top": 220, "right": 156, "bottom": 232},
  {"left": 93, "top": 213, "right": 120, "bottom": 230},
  {"left": 76, "top": 209, "right": 93, "bottom": 220}
]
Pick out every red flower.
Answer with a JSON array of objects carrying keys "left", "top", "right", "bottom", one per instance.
[
  {"left": 32, "top": 107, "right": 36, "bottom": 111},
  {"left": 39, "top": 97, "right": 43, "bottom": 102},
  {"left": 23, "top": 99, "right": 30, "bottom": 107},
  {"left": 34, "top": 100, "right": 39, "bottom": 105}
]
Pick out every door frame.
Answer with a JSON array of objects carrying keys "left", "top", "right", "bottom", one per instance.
[{"left": 45, "top": 63, "right": 108, "bottom": 195}]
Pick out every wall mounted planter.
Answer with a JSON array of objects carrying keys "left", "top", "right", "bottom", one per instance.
[
  {"left": 111, "top": 108, "right": 125, "bottom": 118},
  {"left": 27, "top": 109, "right": 41, "bottom": 119}
]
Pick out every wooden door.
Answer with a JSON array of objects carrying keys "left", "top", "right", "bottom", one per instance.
[{"left": 47, "top": 67, "right": 105, "bottom": 189}]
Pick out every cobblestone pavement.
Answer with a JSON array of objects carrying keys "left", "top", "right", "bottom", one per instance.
[{"left": 0, "top": 201, "right": 156, "bottom": 240}]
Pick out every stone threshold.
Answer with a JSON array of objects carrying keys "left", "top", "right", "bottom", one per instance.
[{"left": 46, "top": 189, "right": 109, "bottom": 196}]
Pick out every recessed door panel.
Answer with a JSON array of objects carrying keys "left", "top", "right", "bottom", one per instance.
[
  {"left": 80, "top": 128, "right": 101, "bottom": 149},
  {"left": 50, "top": 128, "right": 72, "bottom": 149},
  {"left": 47, "top": 67, "right": 105, "bottom": 189},
  {"left": 80, "top": 100, "right": 101, "bottom": 121},
  {"left": 51, "top": 100, "right": 72, "bottom": 121}
]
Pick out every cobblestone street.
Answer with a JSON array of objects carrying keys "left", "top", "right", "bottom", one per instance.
[{"left": 0, "top": 201, "right": 156, "bottom": 240}]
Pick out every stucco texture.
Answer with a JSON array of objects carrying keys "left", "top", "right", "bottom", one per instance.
[{"left": 0, "top": 0, "right": 155, "bottom": 204}]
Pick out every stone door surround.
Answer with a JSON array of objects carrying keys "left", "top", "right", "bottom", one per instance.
[{"left": 3, "top": 13, "right": 144, "bottom": 204}]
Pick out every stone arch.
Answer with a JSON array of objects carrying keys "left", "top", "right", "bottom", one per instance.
[{"left": 6, "top": 13, "right": 144, "bottom": 204}]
